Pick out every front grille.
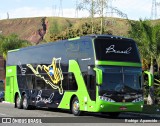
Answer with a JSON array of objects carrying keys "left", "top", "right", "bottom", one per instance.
[{"left": 110, "top": 95, "right": 135, "bottom": 102}]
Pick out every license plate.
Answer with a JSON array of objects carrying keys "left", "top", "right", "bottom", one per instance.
[{"left": 120, "top": 106, "right": 127, "bottom": 110}]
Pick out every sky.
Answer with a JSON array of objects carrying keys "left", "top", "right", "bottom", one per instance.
[{"left": 0, "top": 0, "right": 157, "bottom": 20}]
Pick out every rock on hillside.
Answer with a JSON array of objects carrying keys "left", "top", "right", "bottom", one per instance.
[{"left": 0, "top": 17, "right": 47, "bottom": 44}]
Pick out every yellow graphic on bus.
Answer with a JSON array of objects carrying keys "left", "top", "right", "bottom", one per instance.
[{"left": 26, "top": 57, "right": 64, "bottom": 94}]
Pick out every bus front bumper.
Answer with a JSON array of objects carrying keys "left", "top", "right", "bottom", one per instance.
[{"left": 96, "top": 100, "right": 144, "bottom": 112}]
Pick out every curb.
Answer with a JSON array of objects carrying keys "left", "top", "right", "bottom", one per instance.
[
  {"left": 125, "top": 112, "right": 160, "bottom": 118},
  {"left": 2, "top": 101, "right": 14, "bottom": 104}
]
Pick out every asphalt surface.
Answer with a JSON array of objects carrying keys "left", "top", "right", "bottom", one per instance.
[{"left": 0, "top": 102, "right": 159, "bottom": 125}]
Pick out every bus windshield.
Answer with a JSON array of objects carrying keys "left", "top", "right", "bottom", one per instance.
[{"left": 98, "top": 66, "right": 142, "bottom": 94}]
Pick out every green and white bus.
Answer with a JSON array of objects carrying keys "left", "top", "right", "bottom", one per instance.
[{"left": 5, "top": 35, "right": 144, "bottom": 117}]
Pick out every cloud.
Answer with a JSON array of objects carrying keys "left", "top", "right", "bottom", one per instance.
[
  {"left": 0, "top": 7, "right": 89, "bottom": 19},
  {"left": 7, "top": 7, "right": 52, "bottom": 19},
  {"left": 113, "top": 0, "right": 152, "bottom": 19},
  {"left": 0, "top": 0, "right": 154, "bottom": 20}
]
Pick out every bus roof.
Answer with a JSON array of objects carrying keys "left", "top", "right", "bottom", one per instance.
[{"left": 8, "top": 34, "right": 132, "bottom": 53}]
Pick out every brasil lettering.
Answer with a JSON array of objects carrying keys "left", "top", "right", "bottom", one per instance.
[
  {"left": 36, "top": 90, "right": 54, "bottom": 104},
  {"left": 106, "top": 45, "right": 132, "bottom": 54}
]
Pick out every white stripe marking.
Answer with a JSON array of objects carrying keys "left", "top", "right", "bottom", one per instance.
[{"left": 0, "top": 113, "right": 7, "bottom": 116}]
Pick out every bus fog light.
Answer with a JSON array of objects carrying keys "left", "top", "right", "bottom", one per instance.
[
  {"left": 141, "top": 105, "right": 143, "bottom": 108},
  {"left": 100, "top": 105, "right": 104, "bottom": 108}
]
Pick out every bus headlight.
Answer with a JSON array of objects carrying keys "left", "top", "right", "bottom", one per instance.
[
  {"left": 132, "top": 97, "right": 143, "bottom": 103},
  {"left": 99, "top": 96, "right": 115, "bottom": 102}
]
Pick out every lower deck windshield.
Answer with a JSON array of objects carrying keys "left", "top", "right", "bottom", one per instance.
[{"left": 98, "top": 66, "right": 142, "bottom": 94}]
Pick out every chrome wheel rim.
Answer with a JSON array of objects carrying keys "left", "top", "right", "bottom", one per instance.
[
  {"left": 23, "top": 98, "right": 27, "bottom": 108},
  {"left": 73, "top": 100, "right": 79, "bottom": 114},
  {"left": 16, "top": 97, "right": 20, "bottom": 107}
]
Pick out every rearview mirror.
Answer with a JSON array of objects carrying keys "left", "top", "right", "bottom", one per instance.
[{"left": 143, "top": 71, "right": 153, "bottom": 87}]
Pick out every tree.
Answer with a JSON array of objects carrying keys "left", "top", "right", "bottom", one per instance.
[
  {"left": 77, "top": 0, "right": 128, "bottom": 34},
  {"left": 0, "top": 34, "right": 31, "bottom": 59},
  {"left": 129, "top": 20, "right": 160, "bottom": 74},
  {"left": 77, "top": 0, "right": 99, "bottom": 34},
  {"left": 97, "top": 0, "right": 108, "bottom": 34},
  {"left": 77, "top": 0, "right": 110, "bottom": 34},
  {"left": 129, "top": 19, "right": 160, "bottom": 105}
]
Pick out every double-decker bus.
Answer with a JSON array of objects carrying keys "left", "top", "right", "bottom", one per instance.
[{"left": 5, "top": 35, "right": 144, "bottom": 117}]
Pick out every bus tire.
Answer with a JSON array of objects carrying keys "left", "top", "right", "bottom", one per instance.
[
  {"left": 0, "top": 98, "right": 3, "bottom": 102},
  {"left": 16, "top": 95, "right": 23, "bottom": 109},
  {"left": 22, "top": 94, "right": 31, "bottom": 110},
  {"left": 71, "top": 97, "right": 82, "bottom": 116}
]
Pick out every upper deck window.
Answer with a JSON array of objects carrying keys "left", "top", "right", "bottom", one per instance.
[{"left": 94, "top": 38, "right": 141, "bottom": 63}]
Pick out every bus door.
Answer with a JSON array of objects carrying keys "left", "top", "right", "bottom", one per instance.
[{"left": 6, "top": 77, "right": 14, "bottom": 102}]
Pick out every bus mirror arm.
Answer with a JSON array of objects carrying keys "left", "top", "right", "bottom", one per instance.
[
  {"left": 96, "top": 83, "right": 101, "bottom": 86},
  {"left": 93, "top": 68, "right": 103, "bottom": 85},
  {"left": 144, "top": 71, "right": 153, "bottom": 87},
  {"left": 88, "top": 66, "right": 95, "bottom": 76}
]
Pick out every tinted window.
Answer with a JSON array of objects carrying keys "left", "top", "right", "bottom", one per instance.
[{"left": 94, "top": 38, "right": 141, "bottom": 63}]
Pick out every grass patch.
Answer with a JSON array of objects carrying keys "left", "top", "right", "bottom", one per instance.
[{"left": 142, "top": 105, "right": 160, "bottom": 114}]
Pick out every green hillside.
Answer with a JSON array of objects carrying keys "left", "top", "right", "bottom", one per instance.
[{"left": 0, "top": 17, "right": 130, "bottom": 44}]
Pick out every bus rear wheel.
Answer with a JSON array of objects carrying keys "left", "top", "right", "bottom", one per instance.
[
  {"left": 22, "top": 94, "right": 32, "bottom": 110},
  {"left": 16, "top": 95, "right": 22, "bottom": 109},
  {"left": 71, "top": 97, "right": 82, "bottom": 116}
]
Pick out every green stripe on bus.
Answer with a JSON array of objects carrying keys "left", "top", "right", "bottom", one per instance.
[
  {"left": 68, "top": 37, "right": 80, "bottom": 41},
  {"left": 8, "top": 49, "right": 20, "bottom": 52},
  {"left": 96, "top": 61, "right": 142, "bottom": 67}
]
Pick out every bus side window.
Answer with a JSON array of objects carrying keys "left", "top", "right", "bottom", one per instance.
[
  {"left": 87, "top": 66, "right": 96, "bottom": 90},
  {"left": 32, "top": 75, "right": 36, "bottom": 89},
  {"left": 87, "top": 66, "right": 96, "bottom": 101},
  {"left": 43, "top": 74, "right": 53, "bottom": 89},
  {"left": 36, "top": 77, "right": 45, "bottom": 90},
  {"left": 62, "top": 73, "right": 69, "bottom": 90},
  {"left": 68, "top": 73, "right": 78, "bottom": 91},
  {"left": 87, "top": 75, "right": 96, "bottom": 90},
  {"left": 27, "top": 75, "right": 33, "bottom": 89}
]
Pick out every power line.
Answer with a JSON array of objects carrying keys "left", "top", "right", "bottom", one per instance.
[
  {"left": 151, "top": 0, "right": 157, "bottom": 19},
  {"left": 151, "top": 0, "right": 160, "bottom": 19},
  {"left": 52, "top": 5, "right": 57, "bottom": 16},
  {"left": 107, "top": 0, "right": 114, "bottom": 17},
  {"left": 58, "top": 0, "right": 63, "bottom": 17}
]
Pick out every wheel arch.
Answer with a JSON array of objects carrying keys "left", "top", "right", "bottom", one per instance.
[
  {"left": 14, "top": 92, "right": 19, "bottom": 108},
  {"left": 22, "top": 91, "right": 26, "bottom": 97},
  {"left": 70, "top": 94, "right": 77, "bottom": 110}
]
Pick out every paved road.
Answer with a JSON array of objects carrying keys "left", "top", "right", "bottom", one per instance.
[{"left": 0, "top": 102, "right": 159, "bottom": 124}]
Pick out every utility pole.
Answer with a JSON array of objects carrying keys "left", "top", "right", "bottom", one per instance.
[
  {"left": 151, "top": 0, "right": 160, "bottom": 19},
  {"left": 75, "top": 0, "right": 79, "bottom": 18},
  {"left": 100, "top": 0, "right": 104, "bottom": 34},
  {"left": 7, "top": 12, "right": 9, "bottom": 19}
]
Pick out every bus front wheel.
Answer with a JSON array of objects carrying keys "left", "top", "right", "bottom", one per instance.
[{"left": 71, "top": 97, "right": 82, "bottom": 116}]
